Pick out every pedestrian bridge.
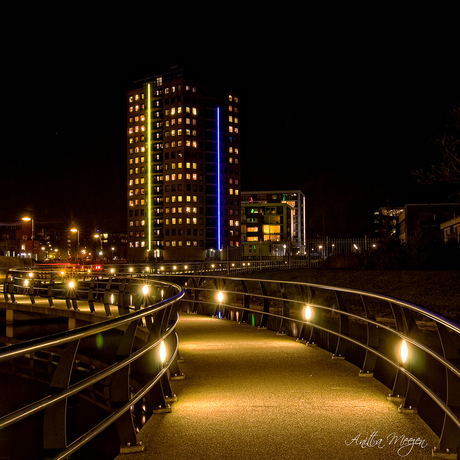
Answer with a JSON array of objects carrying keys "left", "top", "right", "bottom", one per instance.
[{"left": 1, "top": 267, "right": 459, "bottom": 459}]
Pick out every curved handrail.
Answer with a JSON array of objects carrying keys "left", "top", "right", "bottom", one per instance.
[
  {"left": 0, "top": 276, "right": 185, "bottom": 459},
  {"left": 171, "top": 273, "right": 460, "bottom": 455},
  {"left": 2, "top": 269, "right": 460, "bottom": 455}
]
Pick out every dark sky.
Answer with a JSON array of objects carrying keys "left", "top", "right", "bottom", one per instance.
[{"left": 2, "top": 5, "right": 459, "bottom": 237}]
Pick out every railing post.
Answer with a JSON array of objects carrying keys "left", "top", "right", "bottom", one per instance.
[
  {"left": 239, "top": 280, "right": 249, "bottom": 324},
  {"left": 359, "top": 295, "right": 379, "bottom": 375},
  {"left": 43, "top": 340, "right": 80, "bottom": 452},
  {"left": 258, "top": 281, "right": 269, "bottom": 329},
  {"left": 112, "top": 321, "right": 138, "bottom": 449},
  {"left": 333, "top": 291, "right": 348, "bottom": 359}
]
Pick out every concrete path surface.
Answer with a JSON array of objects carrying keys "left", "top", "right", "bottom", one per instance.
[{"left": 116, "top": 313, "right": 439, "bottom": 460}]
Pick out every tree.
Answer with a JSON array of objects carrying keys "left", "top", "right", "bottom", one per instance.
[{"left": 415, "top": 105, "right": 460, "bottom": 186}]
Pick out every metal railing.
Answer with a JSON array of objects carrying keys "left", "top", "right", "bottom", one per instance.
[
  {"left": 175, "top": 274, "right": 460, "bottom": 456},
  {"left": 0, "top": 272, "right": 185, "bottom": 460},
  {"left": 2, "top": 267, "right": 460, "bottom": 456}
]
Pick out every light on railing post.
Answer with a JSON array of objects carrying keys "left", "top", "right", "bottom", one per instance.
[
  {"left": 400, "top": 339, "right": 409, "bottom": 364},
  {"left": 303, "top": 304, "right": 316, "bottom": 346},
  {"left": 68, "top": 280, "right": 76, "bottom": 290},
  {"left": 159, "top": 341, "right": 166, "bottom": 366},
  {"left": 216, "top": 291, "right": 224, "bottom": 319}
]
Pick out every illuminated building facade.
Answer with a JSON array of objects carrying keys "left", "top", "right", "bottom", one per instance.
[
  {"left": 240, "top": 202, "right": 293, "bottom": 257},
  {"left": 241, "top": 190, "right": 306, "bottom": 254},
  {"left": 127, "top": 68, "right": 241, "bottom": 261}
]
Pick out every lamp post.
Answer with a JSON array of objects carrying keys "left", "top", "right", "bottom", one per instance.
[
  {"left": 70, "top": 228, "right": 79, "bottom": 262},
  {"left": 21, "top": 216, "right": 35, "bottom": 259},
  {"left": 94, "top": 233, "right": 103, "bottom": 259}
]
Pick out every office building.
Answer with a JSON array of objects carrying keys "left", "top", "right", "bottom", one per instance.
[
  {"left": 241, "top": 201, "right": 293, "bottom": 257},
  {"left": 241, "top": 190, "right": 306, "bottom": 253},
  {"left": 127, "top": 68, "right": 241, "bottom": 261}
]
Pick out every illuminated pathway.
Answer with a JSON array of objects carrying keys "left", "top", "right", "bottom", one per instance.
[{"left": 116, "top": 313, "right": 438, "bottom": 460}]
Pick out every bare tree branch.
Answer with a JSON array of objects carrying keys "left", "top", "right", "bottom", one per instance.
[{"left": 414, "top": 104, "right": 460, "bottom": 186}]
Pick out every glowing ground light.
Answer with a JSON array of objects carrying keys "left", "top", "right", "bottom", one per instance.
[
  {"left": 142, "top": 285, "right": 150, "bottom": 295},
  {"left": 304, "top": 305, "right": 312, "bottom": 321},
  {"left": 159, "top": 341, "right": 166, "bottom": 364},
  {"left": 217, "top": 291, "right": 224, "bottom": 303},
  {"left": 400, "top": 340, "right": 409, "bottom": 363}
]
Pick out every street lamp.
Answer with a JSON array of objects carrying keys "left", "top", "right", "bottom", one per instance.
[
  {"left": 70, "top": 228, "right": 79, "bottom": 262},
  {"left": 22, "top": 216, "right": 35, "bottom": 259},
  {"left": 94, "top": 233, "right": 103, "bottom": 258}
]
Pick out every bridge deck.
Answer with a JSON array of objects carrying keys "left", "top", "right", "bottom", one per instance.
[{"left": 116, "top": 313, "right": 438, "bottom": 460}]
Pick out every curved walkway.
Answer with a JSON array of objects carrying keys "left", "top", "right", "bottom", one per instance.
[{"left": 117, "top": 313, "right": 438, "bottom": 460}]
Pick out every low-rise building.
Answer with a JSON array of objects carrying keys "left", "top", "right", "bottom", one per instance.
[
  {"left": 241, "top": 190, "right": 305, "bottom": 253},
  {"left": 241, "top": 202, "right": 293, "bottom": 257},
  {"left": 399, "top": 203, "right": 460, "bottom": 242}
]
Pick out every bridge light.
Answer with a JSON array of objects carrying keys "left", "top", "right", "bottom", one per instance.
[
  {"left": 159, "top": 341, "right": 166, "bottom": 364},
  {"left": 400, "top": 340, "right": 409, "bottom": 363},
  {"left": 68, "top": 280, "right": 75, "bottom": 289},
  {"left": 142, "top": 285, "right": 150, "bottom": 296},
  {"left": 129, "top": 267, "right": 133, "bottom": 272},
  {"left": 23, "top": 279, "right": 29, "bottom": 287},
  {"left": 28, "top": 272, "right": 33, "bottom": 278},
  {"left": 217, "top": 291, "right": 224, "bottom": 304},
  {"left": 304, "top": 305, "right": 312, "bottom": 321},
  {"left": 145, "top": 266, "right": 149, "bottom": 272}
]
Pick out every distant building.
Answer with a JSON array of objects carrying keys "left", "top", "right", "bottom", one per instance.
[
  {"left": 399, "top": 203, "right": 460, "bottom": 242},
  {"left": 241, "top": 190, "right": 306, "bottom": 253},
  {"left": 127, "top": 68, "right": 241, "bottom": 261},
  {"left": 241, "top": 202, "right": 293, "bottom": 257},
  {"left": 373, "top": 207, "right": 404, "bottom": 238},
  {"left": 441, "top": 216, "right": 460, "bottom": 243}
]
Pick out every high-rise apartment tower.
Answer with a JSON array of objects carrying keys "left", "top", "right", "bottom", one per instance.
[{"left": 127, "top": 68, "right": 241, "bottom": 261}]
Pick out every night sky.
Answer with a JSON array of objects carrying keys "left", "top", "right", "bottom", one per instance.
[{"left": 2, "top": 5, "right": 459, "bottom": 237}]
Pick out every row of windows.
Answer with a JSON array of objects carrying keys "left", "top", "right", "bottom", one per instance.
[
  {"left": 165, "top": 195, "right": 198, "bottom": 203},
  {"left": 165, "top": 118, "right": 196, "bottom": 126},
  {"left": 128, "top": 189, "right": 145, "bottom": 196},
  {"left": 165, "top": 240, "right": 201, "bottom": 247},
  {"left": 128, "top": 157, "right": 145, "bottom": 164},
  {"left": 164, "top": 129, "right": 198, "bottom": 137},
  {"left": 128, "top": 104, "right": 145, "bottom": 112},
  {"left": 164, "top": 207, "right": 200, "bottom": 214},
  {"left": 164, "top": 173, "right": 201, "bottom": 181},
  {"left": 128, "top": 200, "right": 146, "bottom": 207},
  {"left": 129, "top": 178, "right": 145, "bottom": 186},
  {"left": 165, "top": 107, "right": 197, "bottom": 116},
  {"left": 129, "top": 221, "right": 146, "bottom": 227}
]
